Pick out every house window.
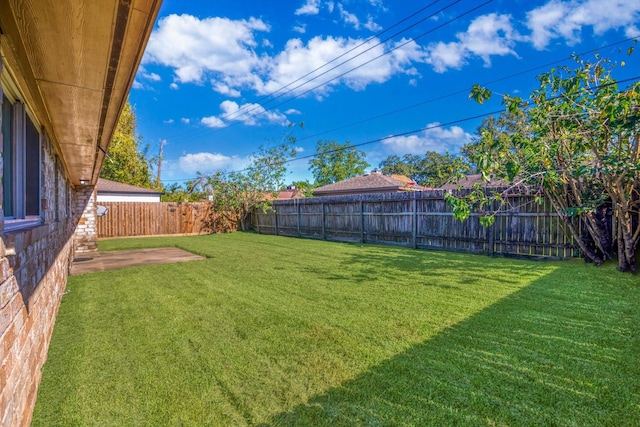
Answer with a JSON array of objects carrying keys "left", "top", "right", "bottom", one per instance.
[{"left": 2, "top": 89, "right": 42, "bottom": 230}]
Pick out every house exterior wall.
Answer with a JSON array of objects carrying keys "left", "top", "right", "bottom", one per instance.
[
  {"left": 0, "top": 55, "right": 89, "bottom": 426},
  {"left": 74, "top": 187, "right": 98, "bottom": 253}
]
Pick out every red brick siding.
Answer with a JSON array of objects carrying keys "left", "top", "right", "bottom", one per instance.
[{"left": 0, "top": 65, "right": 91, "bottom": 425}]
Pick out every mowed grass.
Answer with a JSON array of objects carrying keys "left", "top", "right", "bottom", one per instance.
[{"left": 32, "top": 233, "right": 640, "bottom": 426}]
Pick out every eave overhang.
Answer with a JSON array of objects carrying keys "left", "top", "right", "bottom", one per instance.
[{"left": 0, "top": 0, "right": 162, "bottom": 187}]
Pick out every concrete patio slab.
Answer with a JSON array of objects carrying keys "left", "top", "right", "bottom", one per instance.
[{"left": 71, "top": 247, "right": 205, "bottom": 275}]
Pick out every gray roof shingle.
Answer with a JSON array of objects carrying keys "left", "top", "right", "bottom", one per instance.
[
  {"left": 96, "top": 178, "right": 163, "bottom": 195},
  {"left": 313, "top": 172, "right": 425, "bottom": 196}
]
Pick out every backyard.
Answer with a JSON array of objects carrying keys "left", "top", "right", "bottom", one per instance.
[{"left": 33, "top": 233, "right": 639, "bottom": 426}]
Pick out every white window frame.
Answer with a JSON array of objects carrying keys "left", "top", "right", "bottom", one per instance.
[{"left": 2, "top": 65, "right": 42, "bottom": 231}]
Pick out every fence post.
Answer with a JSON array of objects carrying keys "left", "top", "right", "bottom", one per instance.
[
  {"left": 487, "top": 196, "right": 496, "bottom": 256},
  {"left": 297, "top": 201, "right": 301, "bottom": 238},
  {"left": 322, "top": 201, "right": 326, "bottom": 240},
  {"left": 360, "top": 200, "right": 365, "bottom": 243},
  {"left": 274, "top": 205, "right": 279, "bottom": 236},
  {"left": 412, "top": 195, "right": 418, "bottom": 249}
]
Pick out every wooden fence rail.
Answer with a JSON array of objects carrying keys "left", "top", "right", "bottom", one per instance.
[
  {"left": 252, "top": 190, "right": 581, "bottom": 259},
  {"left": 97, "top": 202, "right": 236, "bottom": 238}
]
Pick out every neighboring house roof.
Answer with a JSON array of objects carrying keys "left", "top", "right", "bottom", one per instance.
[
  {"left": 276, "top": 189, "right": 305, "bottom": 200},
  {"left": 0, "top": 1, "right": 162, "bottom": 187},
  {"left": 261, "top": 189, "right": 306, "bottom": 201},
  {"left": 439, "top": 174, "right": 508, "bottom": 190},
  {"left": 313, "top": 171, "right": 426, "bottom": 197},
  {"left": 96, "top": 178, "right": 163, "bottom": 196}
]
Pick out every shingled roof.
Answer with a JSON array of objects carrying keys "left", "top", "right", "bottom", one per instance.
[
  {"left": 438, "top": 174, "right": 508, "bottom": 190},
  {"left": 313, "top": 172, "right": 426, "bottom": 197},
  {"left": 96, "top": 178, "right": 163, "bottom": 195}
]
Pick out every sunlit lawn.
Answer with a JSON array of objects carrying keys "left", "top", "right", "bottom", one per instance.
[{"left": 33, "top": 233, "right": 640, "bottom": 426}]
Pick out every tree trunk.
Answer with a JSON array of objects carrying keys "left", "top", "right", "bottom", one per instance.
[
  {"left": 547, "top": 192, "right": 604, "bottom": 264},
  {"left": 617, "top": 209, "right": 638, "bottom": 273}
]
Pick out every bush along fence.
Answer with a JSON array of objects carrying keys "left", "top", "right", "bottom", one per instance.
[
  {"left": 97, "top": 202, "right": 237, "bottom": 238},
  {"left": 251, "top": 190, "right": 582, "bottom": 259}
]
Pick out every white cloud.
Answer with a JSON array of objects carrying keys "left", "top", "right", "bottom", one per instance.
[
  {"left": 295, "top": 146, "right": 305, "bottom": 153},
  {"left": 293, "top": 23, "right": 307, "bottom": 34},
  {"left": 364, "top": 15, "right": 382, "bottom": 32},
  {"left": 132, "top": 80, "right": 143, "bottom": 89},
  {"left": 177, "top": 152, "right": 247, "bottom": 175},
  {"left": 326, "top": 1, "right": 335, "bottom": 13},
  {"left": 212, "top": 82, "right": 241, "bottom": 97},
  {"left": 285, "top": 108, "right": 302, "bottom": 115},
  {"left": 425, "top": 13, "right": 520, "bottom": 72},
  {"left": 143, "top": 72, "right": 162, "bottom": 82},
  {"left": 526, "top": 0, "right": 640, "bottom": 50},
  {"left": 142, "top": 11, "right": 427, "bottom": 103},
  {"left": 163, "top": 119, "right": 174, "bottom": 124},
  {"left": 201, "top": 100, "right": 289, "bottom": 128},
  {"left": 201, "top": 116, "right": 227, "bottom": 128},
  {"left": 338, "top": 4, "right": 360, "bottom": 29},
  {"left": 295, "top": 0, "right": 321, "bottom": 15},
  {"left": 263, "top": 35, "right": 422, "bottom": 96},
  {"left": 220, "top": 100, "right": 289, "bottom": 126},
  {"left": 143, "top": 14, "right": 270, "bottom": 86},
  {"left": 383, "top": 123, "right": 473, "bottom": 155},
  {"left": 181, "top": 118, "right": 191, "bottom": 124}
]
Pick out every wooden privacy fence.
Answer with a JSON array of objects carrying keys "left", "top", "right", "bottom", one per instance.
[
  {"left": 97, "top": 202, "right": 236, "bottom": 238},
  {"left": 252, "top": 190, "right": 581, "bottom": 259}
]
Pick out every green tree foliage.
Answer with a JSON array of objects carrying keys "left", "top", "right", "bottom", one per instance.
[
  {"left": 161, "top": 180, "right": 206, "bottom": 202},
  {"left": 379, "top": 151, "right": 468, "bottom": 187},
  {"left": 379, "top": 154, "right": 422, "bottom": 180},
  {"left": 290, "top": 180, "right": 315, "bottom": 197},
  {"left": 100, "top": 101, "right": 157, "bottom": 188},
  {"left": 309, "top": 140, "right": 369, "bottom": 186},
  {"left": 200, "top": 123, "right": 301, "bottom": 230},
  {"left": 456, "top": 49, "right": 640, "bottom": 272}
]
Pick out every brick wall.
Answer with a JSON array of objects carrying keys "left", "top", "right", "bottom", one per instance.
[
  {"left": 0, "top": 59, "right": 91, "bottom": 425},
  {"left": 74, "top": 186, "right": 98, "bottom": 253}
]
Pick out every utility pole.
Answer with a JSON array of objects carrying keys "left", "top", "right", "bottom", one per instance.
[{"left": 157, "top": 139, "right": 166, "bottom": 183}]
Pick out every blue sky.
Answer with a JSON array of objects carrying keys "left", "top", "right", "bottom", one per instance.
[{"left": 130, "top": 0, "right": 640, "bottom": 185}]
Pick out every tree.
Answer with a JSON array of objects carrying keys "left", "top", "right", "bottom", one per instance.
[
  {"left": 379, "top": 152, "right": 468, "bottom": 187},
  {"left": 202, "top": 123, "right": 301, "bottom": 231},
  {"left": 100, "top": 101, "right": 157, "bottom": 188},
  {"left": 379, "top": 154, "right": 422, "bottom": 181},
  {"left": 309, "top": 140, "right": 369, "bottom": 186},
  {"left": 161, "top": 180, "right": 206, "bottom": 202},
  {"left": 290, "top": 180, "right": 315, "bottom": 197},
  {"left": 455, "top": 50, "right": 639, "bottom": 272}
]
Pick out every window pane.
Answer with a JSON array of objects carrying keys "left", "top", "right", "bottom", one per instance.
[
  {"left": 25, "top": 114, "right": 40, "bottom": 216},
  {"left": 2, "top": 94, "right": 13, "bottom": 217}
]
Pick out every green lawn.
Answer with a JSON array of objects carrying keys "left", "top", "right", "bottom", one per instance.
[{"left": 33, "top": 233, "right": 640, "bottom": 426}]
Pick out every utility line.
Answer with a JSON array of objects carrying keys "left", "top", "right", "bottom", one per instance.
[
  {"left": 164, "top": 0, "right": 486, "bottom": 145},
  {"left": 224, "top": 0, "right": 491, "bottom": 131},
  {"left": 222, "top": 0, "right": 446, "bottom": 122},
  {"left": 295, "top": 35, "right": 640, "bottom": 144},
  {"left": 164, "top": 74, "right": 640, "bottom": 183},
  {"left": 225, "top": 0, "right": 462, "bottom": 122}
]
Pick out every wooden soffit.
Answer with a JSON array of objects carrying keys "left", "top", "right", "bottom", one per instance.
[{"left": 0, "top": 0, "right": 162, "bottom": 187}]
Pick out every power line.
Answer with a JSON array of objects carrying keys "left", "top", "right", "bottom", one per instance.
[
  {"left": 222, "top": 0, "right": 446, "bottom": 122},
  {"left": 220, "top": 0, "right": 491, "bottom": 133},
  {"left": 224, "top": 0, "right": 462, "bottom": 122},
  {"left": 164, "top": 0, "right": 486, "bottom": 145},
  {"left": 164, "top": 73, "right": 640, "bottom": 183},
  {"left": 295, "top": 35, "right": 640, "bottom": 144}
]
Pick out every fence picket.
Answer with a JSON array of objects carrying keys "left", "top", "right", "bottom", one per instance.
[{"left": 252, "top": 190, "right": 581, "bottom": 259}]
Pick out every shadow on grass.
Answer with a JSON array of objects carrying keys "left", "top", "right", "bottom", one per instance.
[
  {"left": 303, "top": 242, "right": 543, "bottom": 288},
  {"left": 261, "top": 266, "right": 640, "bottom": 426}
]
